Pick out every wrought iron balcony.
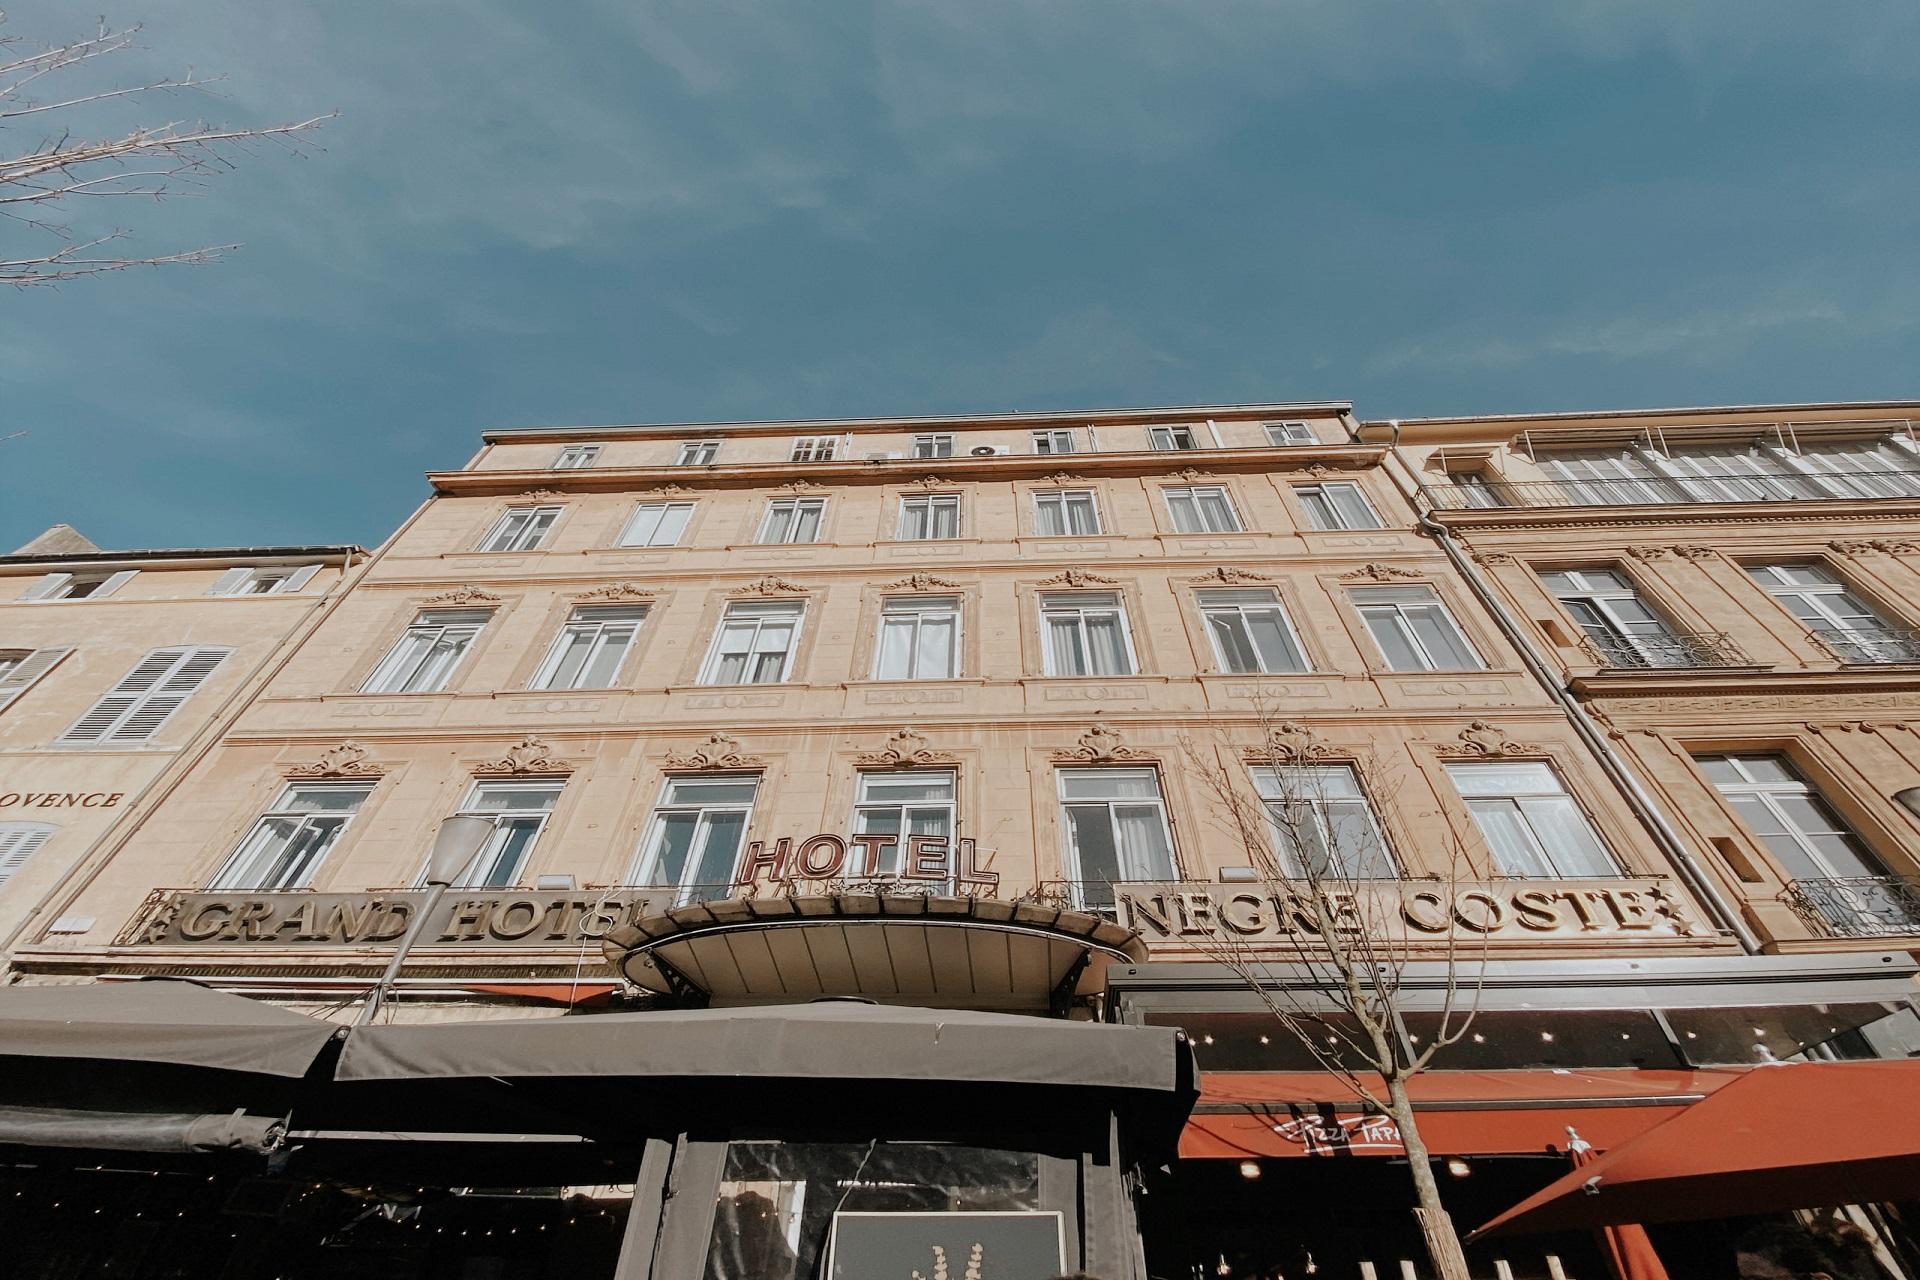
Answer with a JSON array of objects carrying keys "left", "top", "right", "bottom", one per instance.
[
  {"left": 1578, "top": 630, "right": 1751, "bottom": 670},
  {"left": 1782, "top": 875, "right": 1920, "bottom": 938},
  {"left": 1808, "top": 627, "right": 1920, "bottom": 665},
  {"left": 1422, "top": 469, "right": 1920, "bottom": 511}
]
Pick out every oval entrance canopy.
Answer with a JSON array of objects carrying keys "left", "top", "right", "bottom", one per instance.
[{"left": 600, "top": 892, "right": 1147, "bottom": 1010}]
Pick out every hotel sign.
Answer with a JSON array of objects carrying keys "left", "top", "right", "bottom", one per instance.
[
  {"left": 1114, "top": 878, "right": 1704, "bottom": 945},
  {"left": 121, "top": 889, "right": 659, "bottom": 949}
]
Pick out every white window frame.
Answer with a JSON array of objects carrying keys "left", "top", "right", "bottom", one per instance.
[
  {"left": 1163, "top": 485, "right": 1242, "bottom": 534},
  {"left": 1696, "top": 754, "right": 1888, "bottom": 883},
  {"left": 1295, "top": 482, "right": 1382, "bottom": 531},
  {"left": 850, "top": 769, "right": 958, "bottom": 879},
  {"left": 1353, "top": 586, "right": 1483, "bottom": 672},
  {"left": 1147, "top": 425, "right": 1198, "bottom": 451},
  {"left": 632, "top": 774, "right": 761, "bottom": 902},
  {"left": 1033, "top": 489, "right": 1103, "bottom": 536},
  {"left": 790, "top": 435, "right": 841, "bottom": 463},
  {"left": 1542, "top": 568, "right": 1685, "bottom": 667},
  {"left": 440, "top": 780, "right": 565, "bottom": 889},
  {"left": 1264, "top": 421, "right": 1315, "bottom": 446},
  {"left": 896, "top": 493, "right": 961, "bottom": 540},
  {"left": 617, "top": 501, "right": 694, "bottom": 548},
  {"left": 208, "top": 781, "right": 374, "bottom": 891},
  {"left": 1199, "top": 590, "right": 1308, "bottom": 674},
  {"left": 911, "top": 434, "right": 954, "bottom": 459},
  {"left": 478, "top": 505, "right": 561, "bottom": 552},
  {"left": 1748, "top": 563, "right": 1901, "bottom": 651},
  {"left": 530, "top": 605, "right": 648, "bottom": 691},
  {"left": 873, "top": 595, "right": 961, "bottom": 680},
  {"left": 361, "top": 609, "right": 489, "bottom": 694},
  {"left": 553, "top": 444, "right": 601, "bottom": 469},
  {"left": 59, "top": 646, "right": 231, "bottom": 744},
  {"left": 1040, "top": 591, "right": 1138, "bottom": 677},
  {"left": 1251, "top": 764, "right": 1398, "bottom": 880},
  {"left": 676, "top": 440, "right": 720, "bottom": 466},
  {"left": 18, "top": 569, "right": 137, "bottom": 602},
  {"left": 698, "top": 600, "right": 805, "bottom": 686},
  {"left": 1447, "top": 761, "right": 1618, "bottom": 879},
  {"left": 756, "top": 497, "right": 827, "bottom": 545},
  {"left": 1056, "top": 766, "right": 1178, "bottom": 909},
  {"left": 1032, "top": 429, "right": 1078, "bottom": 455},
  {"left": 207, "top": 564, "right": 321, "bottom": 596},
  {"left": 0, "top": 822, "right": 56, "bottom": 889}
]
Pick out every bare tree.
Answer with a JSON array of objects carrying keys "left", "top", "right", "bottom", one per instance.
[
  {"left": 1, "top": 12, "right": 330, "bottom": 285},
  {"left": 1167, "top": 714, "right": 1491, "bottom": 1280}
]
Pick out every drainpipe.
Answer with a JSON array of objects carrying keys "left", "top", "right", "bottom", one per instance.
[{"left": 1365, "top": 421, "right": 1763, "bottom": 954}]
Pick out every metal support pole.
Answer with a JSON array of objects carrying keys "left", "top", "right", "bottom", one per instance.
[{"left": 356, "top": 880, "right": 449, "bottom": 1026}]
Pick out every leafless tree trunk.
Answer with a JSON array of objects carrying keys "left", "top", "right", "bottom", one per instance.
[
  {"left": 1170, "top": 706, "right": 1490, "bottom": 1280},
  {"left": 1, "top": 12, "right": 330, "bottom": 285}
]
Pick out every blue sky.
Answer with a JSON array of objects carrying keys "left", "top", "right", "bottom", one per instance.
[{"left": 3, "top": 1, "right": 1916, "bottom": 551}]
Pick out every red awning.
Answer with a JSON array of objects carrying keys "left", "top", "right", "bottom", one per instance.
[
  {"left": 1471, "top": 1060, "right": 1920, "bottom": 1237},
  {"left": 1183, "top": 1069, "right": 1743, "bottom": 1159}
]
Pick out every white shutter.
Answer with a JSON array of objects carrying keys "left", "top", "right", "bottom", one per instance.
[
  {"left": 0, "top": 646, "right": 75, "bottom": 712},
  {"left": 208, "top": 567, "right": 253, "bottom": 596},
  {"left": 19, "top": 573, "right": 70, "bottom": 601},
  {"left": 110, "top": 647, "right": 230, "bottom": 742},
  {"left": 0, "top": 826, "right": 53, "bottom": 887},
  {"left": 93, "top": 569, "right": 138, "bottom": 598},
  {"left": 60, "top": 646, "right": 230, "bottom": 744},
  {"left": 280, "top": 564, "right": 322, "bottom": 592}
]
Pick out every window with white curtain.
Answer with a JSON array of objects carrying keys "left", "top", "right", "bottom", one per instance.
[
  {"left": 1033, "top": 489, "right": 1102, "bottom": 536},
  {"left": 617, "top": 501, "right": 694, "bottom": 547},
  {"left": 1447, "top": 762, "right": 1616, "bottom": 878},
  {"left": 1695, "top": 754, "right": 1888, "bottom": 883},
  {"left": 362, "top": 609, "right": 489, "bottom": 694},
  {"left": 210, "top": 782, "right": 374, "bottom": 890},
  {"left": 0, "top": 822, "right": 55, "bottom": 889},
  {"left": 1200, "top": 589, "right": 1307, "bottom": 673},
  {"left": 851, "top": 770, "right": 956, "bottom": 879},
  {"left": 531, "top": 605, "right": 647, "bottom": 690},
  {"left": 896, "top": 494, "right": 961, "bottom": 540},
  {"left": 1294, "top": 482, "right": 1382, "bottom": 530},
  {"left": 1032, "top": 429, "right": 1078, "bottom": 454},
  {"left": 478, "top": 506, "right": 561, "bottom": 552},
  {"left": 1163, "top": 485, "right": 1241, "bottom": 533},
  {"left": 1352, "top": 586, "right": 1482, "bottom": 672},
  {"left": 911, "top": 434, "right": 954, "bottom": 459},
  {"left": 1251, "top": 764, "right": 1397, "bottom": 880},
  {"left": 873, "top": 596, "right": 959, "bottom": 680},
  {"left": 61, "top": 646, "right": 231, "bottom": 744},
  {"left": 1147, "top": 426, "right": 1197, "bottom": 451},
  {"left": 633, "top": 775, "right": 759, "bottom": 902},
  {"left": 553, "top": 444, "right": 601, "bottom": 469},
  {"left": 1041, "top": 591, "right": 1136, "bottom": 676},
  {"left": 441, "top": 781, "right": 564, "bottom": 888},
  {"left": 677, "top": 440, "right": 720, "bottom": 466},
  {"left": 1058, "top": 768, "right": 1176, "bottom": 908},
  {"left": 756, "top": 498, "right": 826, "bottom": 544},
  {"left": 699, "top": 600, "right": 804, "bottom": 685}
]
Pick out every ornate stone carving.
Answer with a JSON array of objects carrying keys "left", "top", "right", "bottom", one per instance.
[
  {"left": 1337, "top": 563, "right": 1424, "bottom": 582},
  {"left": 1036, "top": 568, "right": 1120, "bottom": 588},
  {"left": 472, "top": 736, "right": 572, "bottom": 776},
  {"left": 1186, "top": 566, "right": 1274, "bottom": 585},
  {"left": 854, "top": 727, "right": 957, "bottom": 766},
  {"left": 1170, "top": 467, "right": 1213, "bottom": 482},
  {"left": 1873, "top": 539, "right": 1920, "bottom": 554},
  {"left": 421, "top": 585, "right": 503, "bottom": 606},
  {"left": 572, "top": 582, "right": 654, "bottom": 603},
  {"left": 884, "top": 573, "right": 963, "bottom": 592},
  {"left": 663, "top": 733, "right": 766, "bottom": 770},
  {"left": 1241, "top": 721, "right": 1338, "bottom": 764},
  {"left": 285, "top": 741, "right": 387, "bottom": 778},
  {"left": 518, "top": 488, "right": 564, "bottom": 500},
  {"left": 1042, "top": 471, "right": 1082, "bottom": 487},
  {"left": 1432, "top": 721, "right": 1547, "bottom": 759},
  {"left": 904, "top": 475, "right": 948, "bottom": 491},
  {"left": 1670, "top": 545, "right": 1718, "bottom": 561},
  {"left": 1625, "top": 546, "right": 1669, "bottom": 561},
  {"left": 775, "top": 479, "right": 825, "bottom": 494},
  {"left": 1827, "top": 540, "right": 1877, "bottom": 557},
  {"left": 728, "top": 576, "right": 809, "bottom": 596},
  {"left": 1050, "top": 723, "right": 1151, "bottom": 763},
  {"left": 646, "top": 482, "right": 688, "bottom": 496},
  {"left": 1471, "top": 551, "right": 1518, "bottom": 566}
]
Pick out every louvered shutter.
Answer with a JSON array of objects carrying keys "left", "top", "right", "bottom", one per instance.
[
  {"left": 93, "top": 569, "right": 138, "bottom": 598},
  {"left": 208, "top": 567, "right": 253, "bottom": 596},
  {"left": 109, "top": 647, "right": 229, "bottom": 742},
  {"left": 18, "top": 573, "right": 70, "bottom": 601},
  {"left": 0, "top": 826, "right": 53, "bottom": 887},
  {"left": 280, "top": 564, "right": 322, "bottom": 592},
  {"left": 0, "top": 647, "right": 75, "bottom": 712},
  {"left": 60, "top": 647, "right": 230, "bottom": 744}
]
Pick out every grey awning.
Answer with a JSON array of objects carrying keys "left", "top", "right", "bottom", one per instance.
[
  {"left": 338, "top": 1000, "right": 1192, "bottom": 1096},
  {"left": 0, "top": 1105, "right": 284, "bottom": 1154},
  {"left": 0, "top": 979, "right": 341, "bottom": 1078}
]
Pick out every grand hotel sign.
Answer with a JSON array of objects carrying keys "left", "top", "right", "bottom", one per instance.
[{"left": 122, "top": 889, "right": 660, "bottom": 949}]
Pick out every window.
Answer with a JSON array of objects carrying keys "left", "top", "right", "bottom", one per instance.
[
  {"left": 1041, "top": 591, "right": 1136, "bottom": 677},
  {"left": 1033, "top": 489, "right": 1102, "bottom": 536},
  {"left": 0, "top": 823, "right": 55, "bottom": 890},
  {"left": 1295, "top": 482, "right": 1382, "bottom": 530},
  {"left": 531, "top": 605, "right": 647, "bottom": 690},
  {"left": 1696, "top": 755, "right": 1888, "bottom": 884},
  {"left": 1541, "top": 441, "right": 1920, "bottom": 506},
  {"left": 911, "top": 434, "right": 954, "bottom": 459},
  {"left": 1448, "top": 762, "right": 1616, "bottom": 877},
  {"left": 18, "top": 569, "right": 136, "bottom": 601},
  {"left": 446, "top": 782, "right": 563, "bottom": 888},
  {"left": 210, "top": 783, "right": 373, "bottom": 890},
  {"left": 1793, "top": 439, "right": 1920, "bottom": 498},
  {"left": 1353, "top": 586, "right": 1481, "bottom": 671},
  {"left": 207, "top": 564, "right": 321, "bottom": 596},
  {"left": 361, "top": 609, "right": 489, "bottom": 694},
  {"left": 1058, "top": 768, "right": 1176, "bottom": 908},
  {"left": 851, "top": 770, "right": 956, "bottom": 878},
  {"left": 756, "top": 498, "right": 826, "bottom": 544},
  {"left": 478, "top": 505, "right": 560, "bottom": 552},
  {"left": 1265, "top": 421, "right": 1315, "bottom": 446},
  {"left": 1748, "top": 563, "right": 1918, "bottom": 662},
  {"left": 1448, "top": 470, "right": 1508, "bottom": 509},
  {"left": 1148, "top": 425, "right": 1198, "bottom": 451},
  {"left": 617, "top": 501, "right": 694, "bottom": 547},
  {"left": 677, "top": 440, "right": 720, "bottom": 466},
  {"left": 634, "top": 775, "right": 759, "bottom": 902},
  {"left": 1163, "top": 485, "right": 1241, "bottom": 533},
  {"left": 790, "top": 435, "right": 840, "bottom": 462},
  {"left": 60, "top": 646, "right": 230, "bottom": 744},
  {"left": 553, "top": 444, "right": 601, "bottom": 469},
  {"left": 1252, "top": 765, "right": 1396, "bottom": 880},
  {"left": 699, "top": 600, "right": 804, "bottom": 685},
  {"left": 1542, "top": 568, "right": 1688, "bottom": 667},
  {"left": 1200, "top": 589, "right": 1307, "bottom": 673},
  {"left": 874, "top": 596, "right": 959, "bottom": 680},
  {"left": 0, "top": 646, "right": 73, "bottom": 713},
  {"left": 1541, "top": 451, "right": 1682, "bottom": 506},
  {"left": 1032, "top": 429, "right": 1077, "bottom": 454},
  {"left": 896, "top": 494, "right": 960, "bottom": 540}
]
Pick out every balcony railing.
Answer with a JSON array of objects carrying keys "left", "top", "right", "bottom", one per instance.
[
  {"left": 1578, "top": 630, "right": 1751, "bottom": 670},
  {"left": 1422, "top": 469, "right": 1920, "bottom": 511},
  {"left": 1808, "top": 627, "right": 1920, "bottom": 665},
  {"left": 1782, "top": 875, "right": 1920, "bottom": 939}
]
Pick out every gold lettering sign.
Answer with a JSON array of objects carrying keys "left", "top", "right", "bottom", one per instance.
[
  {"left": 0, "top": 791, "right": 125, "bottom": 810},
  {"left": 122, "top": 890, "right": 659, "bottom": 948}
]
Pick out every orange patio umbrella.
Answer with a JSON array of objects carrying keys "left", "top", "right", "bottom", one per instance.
[{"left": 1567, "top": 1129, "right": 1671, "bottom": 1280}]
